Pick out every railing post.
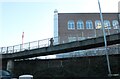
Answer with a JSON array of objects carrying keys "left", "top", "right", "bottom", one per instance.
[
  {"left": 29, "top": 42, "right": 30, "bottom": 50},
  {"left": 48, "top": 38, "right": 50, "bottom": 46},
  {"left": 20, "top": 44, "right": 22, "bottom": 51},
  {"left": 38, "top": 40, "right": 39, "bottom": 48},
  {"left": 1, "top": 47, "right": 3, "bottom": 53},
  {"left": 13, "top": 46, "right": 14, "bottom": 53},
  {"left": 6, "top": 47, "right": 8, "bottom": 53}
]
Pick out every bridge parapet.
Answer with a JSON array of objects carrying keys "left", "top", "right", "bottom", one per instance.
[
  {"left": 0, "top": 37, "right": 59, "bottom": 54},
  {"left": 0, "top": 32, "right": 120, "bottom": 56},
  {"left": 0, "top": 34, "right": 100, "bottom": 54}
]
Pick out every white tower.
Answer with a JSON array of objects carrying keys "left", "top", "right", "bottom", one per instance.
[{"left": 54, "top": 9, "right": 58, "bottom": 44}]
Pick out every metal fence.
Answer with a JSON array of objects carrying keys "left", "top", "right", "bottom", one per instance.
[
  {"left": 0, "top": 37, "right": 59, "bottom": 54},
  {"left": 0, "top": 36, "right": 91, "bottom": 54},
  {"left": 0, "top": 32, "right": 120, "bottom": 54}
]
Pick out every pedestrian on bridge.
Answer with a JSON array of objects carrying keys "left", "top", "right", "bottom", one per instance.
[{"left": 50, "top": 38, "right": 54, "bottom": 46}]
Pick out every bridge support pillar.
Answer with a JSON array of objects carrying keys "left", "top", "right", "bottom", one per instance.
[{"left": 7, "top": 60, "right": 14, "bottom": 74}]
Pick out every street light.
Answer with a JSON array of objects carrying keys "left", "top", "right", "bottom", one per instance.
[{"left": 97, "top": 0, "right": 112, "bottom": 76}]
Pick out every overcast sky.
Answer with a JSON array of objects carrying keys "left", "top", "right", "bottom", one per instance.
[{"left": 0, "top": 0, "right": 120, "bottom": 47}]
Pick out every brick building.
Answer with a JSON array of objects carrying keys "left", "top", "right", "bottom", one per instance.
[{"left": 54, "top": 10, "right": 120, "bottom": 58}]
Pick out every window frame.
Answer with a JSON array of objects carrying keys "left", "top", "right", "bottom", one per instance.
[
  {"left": 95, "top": 20, "right": 102, "bottom": 29},
  {"left": 68, "top": 20, "right": 75, "bottom": 30},
  {"left": 86, "top": 20, "right": 93, "bottom": 29},
  {"left": 112, "top": 20, "right": 119, "bottom": 29},
  {"left": 104, "top": 20, "right": 111, "bottom": 29},
  {"left": 77, "top": 20, "right": 84, "bottom": 29}
]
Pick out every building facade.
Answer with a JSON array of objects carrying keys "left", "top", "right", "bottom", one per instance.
[{"left": 54, "top": 10, "right": 120, "bottom": 58}]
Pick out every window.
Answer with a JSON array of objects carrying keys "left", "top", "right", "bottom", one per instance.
[
  {"left": 68, "top": 20, "right": 75, "bottom": 30},
  {"left": 86, "top": 20, "right": 93, "bottom": 29},
  {"left": 95, "top": 20, "right": 102, "bottom": 29},
  {"left": 104, "top": 20, "right": 111, "bottom": 29},
  {"left": 112, "top": 20, "right": 119, "bottom": 29},
  {"left": 77, "top": 20, "right": 84, "bottom": 29}
]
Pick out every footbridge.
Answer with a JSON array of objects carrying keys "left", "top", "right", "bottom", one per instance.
[{"left": 0, "top": 33, "right": 120, "bottom": 60}]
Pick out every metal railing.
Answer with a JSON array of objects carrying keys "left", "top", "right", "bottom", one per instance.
[
  {"left": 0, "top": 32, "right": 119, "bottom": 54},
  {"left": 0, "top": 36, "right": 93, "bottom": 54},
  {"left": 0, "top": 37, "right": 59, "bottom": 54}
]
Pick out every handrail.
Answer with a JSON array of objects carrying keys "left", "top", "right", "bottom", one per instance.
[{"left": 0, "top": 32, "right": 119, "bottom": 54}]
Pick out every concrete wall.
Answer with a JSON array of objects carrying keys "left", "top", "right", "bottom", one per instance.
[{"left": 11, "top": 54, "right": 120, "bottom": 79}]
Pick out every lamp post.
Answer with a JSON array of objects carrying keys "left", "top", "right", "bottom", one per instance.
[{"left": 98, "top": 0, "right": 112, "bottom": 76}]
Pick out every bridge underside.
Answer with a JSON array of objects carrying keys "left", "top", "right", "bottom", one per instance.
[{"left": 2, "top": 54, "right": 118, "bottom": 78}]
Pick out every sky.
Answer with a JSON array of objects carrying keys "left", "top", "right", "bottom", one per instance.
[{"left": 0, "top": 0, "right": 120, "bottom": 47}]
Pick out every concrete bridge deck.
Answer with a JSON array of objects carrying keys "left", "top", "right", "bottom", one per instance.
[{"left": 1, "top": 33, "right": 120, "bottom": 59}]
